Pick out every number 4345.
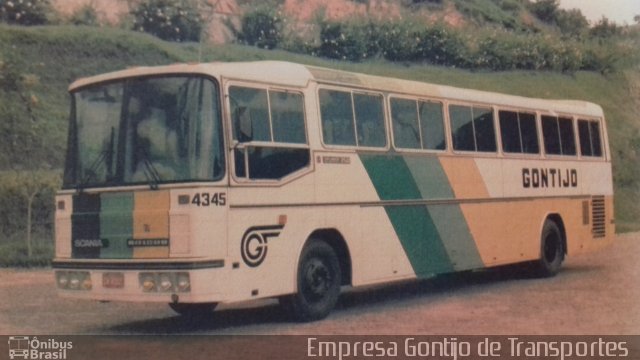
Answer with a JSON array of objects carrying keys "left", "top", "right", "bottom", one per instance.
[{"left": 191, "top": 192, "right": 226, "bottom": 207}]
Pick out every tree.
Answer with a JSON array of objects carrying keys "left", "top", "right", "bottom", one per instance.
[
  {"left": 528, "top": 0, "right": 559, "bottom": 24},
  {"left": 0, "top": 171, "right": 59, "bottom": 257},
  {"left": 555, "top": 8, "right": 589, "bottom": 38},
  {"left": 0, "top": 55, "right": 58, "bottom": 258},
  {"left": 590, "top": 17, "right": 621, "bottom": 39}
]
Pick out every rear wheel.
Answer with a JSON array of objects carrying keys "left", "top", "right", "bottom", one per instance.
[
  {"left": 281, "top": 240, "right": 341, "bottom": 322},
  {"left": 168, "top": 302, "right": 217, "bottom": 317},
  {"left": 535, "top": 220, "right": 565, "bottom": 277}
]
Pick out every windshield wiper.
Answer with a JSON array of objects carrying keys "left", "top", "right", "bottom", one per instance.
[
  {"left": 77, "top": 128, "right": 115, "bottom": 191},
  {"left": 137, "top": 146, "right": 161, "bottom": 190}
]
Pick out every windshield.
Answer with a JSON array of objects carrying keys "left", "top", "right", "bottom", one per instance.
[{"left": 63, "top": 76, "right": 224, "bottom": 189}]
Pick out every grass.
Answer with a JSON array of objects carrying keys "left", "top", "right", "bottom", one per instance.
[
  {"left": 0, "top": 23, "right": 639, "bottom": 245},
  {"left": 0, "top": 240, "right": 53, "bottom": 267}
]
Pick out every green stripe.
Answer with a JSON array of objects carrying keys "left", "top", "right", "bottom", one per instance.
[
  {"left": 99, "top": 192, "right": 134, "bottom": 259},
  {"left": 360, "top": 154, "right": 483, "bottom": 275},
  {"left": 405, "top": 156, "right": 484, "bottom": 270},
  {"left": 360, "top": 154, "right": 453, "bottom": 276}
]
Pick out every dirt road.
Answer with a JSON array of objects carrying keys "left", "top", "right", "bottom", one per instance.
[{"left": 1, "top": 233, "right": 638, "bottom": 335}]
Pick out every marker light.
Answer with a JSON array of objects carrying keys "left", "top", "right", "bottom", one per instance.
[
  {"left": 177, "top": 273, "right": 190, "bottom": 292},
  {"left": 159, "top": 274, "right": 173, "bottom": 292}
]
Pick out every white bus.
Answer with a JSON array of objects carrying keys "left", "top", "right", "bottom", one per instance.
[{"left": 53, "top": 61, "right": 614, "bottom": 321}]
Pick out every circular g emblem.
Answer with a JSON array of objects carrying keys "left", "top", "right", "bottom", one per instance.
[{"left": 240, "top": 225, "right": 284, "bottom": 268}]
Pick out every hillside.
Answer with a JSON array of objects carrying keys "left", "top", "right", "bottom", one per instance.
[{"left": 0, "top": 17, "right": 639, "bottom": 264}]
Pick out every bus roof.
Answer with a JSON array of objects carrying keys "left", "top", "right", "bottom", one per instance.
[{"left": 69, "top": 61, "right": 604, "bottom": 118}]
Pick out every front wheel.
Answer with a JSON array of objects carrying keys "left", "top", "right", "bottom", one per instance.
[
  {"left": 169, "top": 302, "right": 217, "bottom": 317},
  {"left": 281, "top": 240, "right": 341, "bottom": 322},
  {"left": 535, "top": 220, "right": 565, "bottom": 277}
]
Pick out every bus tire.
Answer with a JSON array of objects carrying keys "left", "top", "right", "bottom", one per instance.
[
  {"left": 281, "top": 239, "right": 341, "bottom": 322},
  {"left": 169, "top": 302, "right": 217, "bottom": 317},
  {"left": 535, "top": 220, "right": 565, "bottom": 277}
]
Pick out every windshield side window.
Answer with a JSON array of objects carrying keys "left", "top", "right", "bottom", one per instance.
[{"left": 229, "top": 85, "right": 309, "bottom": 180}]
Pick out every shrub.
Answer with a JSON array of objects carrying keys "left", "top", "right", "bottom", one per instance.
[
  {"left": 68, "top": 3, "right": 100, "bottom": 26},
  {"left": 0, "top": 0, "right": 52, "bottom": 25},
  {"left": 237, "top": 5, "right": 284, "bottom": 49},
  {"left": 413, "top": 25, "right": 469, "bottom": 67},
  {"left": 130, "top": 0, "right": 203, "bottom": 42},
  {"left": 373, "top": 21, "right": 425, "bottom": 62},
  {"left": 317, "top": 20, "right": 370, "bottom": 61}
]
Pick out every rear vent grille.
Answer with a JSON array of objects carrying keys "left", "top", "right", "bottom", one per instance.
[{"left": 591, "top": 196, "right": 606, "bottom": 238}]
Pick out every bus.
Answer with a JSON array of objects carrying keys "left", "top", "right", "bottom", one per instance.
[{"left": 53, "top": 61, "right": 614, "bottom": 321}]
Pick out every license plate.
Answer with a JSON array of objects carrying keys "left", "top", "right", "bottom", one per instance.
[{"left": 102, "top": 272, "right": 124, "bottom": 289}]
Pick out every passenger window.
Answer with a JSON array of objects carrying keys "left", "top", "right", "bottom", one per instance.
[
  {"left": 391, "top": 98, "right": 420, "bottom": 149},
  {"left": 270, "top": 90, "right": 306, "bottom": 144},
  {"left": 559, "top": 117, "right": 576, "bottom": 156},
  {"left": 541, "top": 115, "right": 576, "bottom": 156},
  {"left": 474, "top": 107, "right": 496, "bottom": 152},
  {"left": 520, "top": 113, "right": 539, "bottom": 154},
  {"left": 419, "top": 101, "right": 446, "bottom": 151},
  {"left": 499, "top": 111, "right": 520, "bottom": 153},
  {"left": 499, "top": 110, "right": 539, "bottom": 154},
  {"left": 541, "top": 115, "right": 561, "bottom": 155},
  {"left": 354, "top": 93, "right": 386, "bottom": 147},
  {"left": 229, "top": 85, "right": 310, "bottom": 180},
  {"left": 391, "top": 98, "right": 446, "bottom": 151},
  {"left": 319, "top": 89, "right": 356, "bottom": 146},
  {"left": 578, "top": 119, "right": 603, "bottom": 157},
  {"left": 450, "top": 104, "right": 496, "bottom": 152},
  {"left": 320, "top": 89, "right": 386, "bottom": 148},
  {"left": 229, "top": 87, "right": 270, "bottom": 142}
]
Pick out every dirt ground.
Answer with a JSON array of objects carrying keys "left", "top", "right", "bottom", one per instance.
[{"left": 0, "top": 232, "right": 638, "bottom": 336}]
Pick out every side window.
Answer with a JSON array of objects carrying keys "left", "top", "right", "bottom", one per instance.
[
  {"left": 541, "top": 115, "right": 576, "bottom": 156},
  {"left": 319, "top": 89, "right": 355, "bottom": 146},
  {"left": 391, "top": 98, "right": 420, "bottom": 149},
  {"left": 229, "top": 87, "right": 270, "bottom": 142},
  {"left": 354, "top": 93, "right": 386, "bottom": 147},
  {"left": 229, "top": 85, "right": 309, "bottom": 180},
  {"left": 450, "top": 104, "right": 496, "bottom": 152},
  {"left": 558, "top": 117, "right": 576, "bottom": 155},
  {"left": 270, "top": 90, "right": 306, "bottom": 144},
  {"left": 391, "top": 98, "right": 446, "bottom": 151},
  {"left": 499, "top": 110, "right": 539, "bottom": 154},
  {"left": 578, "top": 119, "right": 603, "bottom": 157},
  {"left": 419, "top": 101, "right": 446, "bottom": 151},
  {"left": 320, "top": 88, "right": 386, "bottom": 148},
  {"left": 541, "top": 115, "right": 561, "bottom": 155}
]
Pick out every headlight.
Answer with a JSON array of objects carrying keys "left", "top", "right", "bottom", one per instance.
[
  {"left": 139, "top": 272, "right": 191, "bottom": 293},
  {"left": 159, "top": 274, "right": 173, "bottom": 292},
  {"left": 177, "top": 273, "right": 190, "bottom": 292},
  {"left": 140, "top": 274, "right": 156, "bottom": 292},
  {"left": 56, "top": 271, "right": 91, "bottom": 291}
]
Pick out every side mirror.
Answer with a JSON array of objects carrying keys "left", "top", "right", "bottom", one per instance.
[{"left": 234, "top": 106, "right": 252, "bottom": 142}]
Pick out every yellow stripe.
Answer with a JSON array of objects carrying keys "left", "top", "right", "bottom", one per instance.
[
  {"left": 439, "top": 157, "right": 489, "bottom": 199},
  {"left": 133, "top": 190, "right": 170, "bottom": 258}
]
